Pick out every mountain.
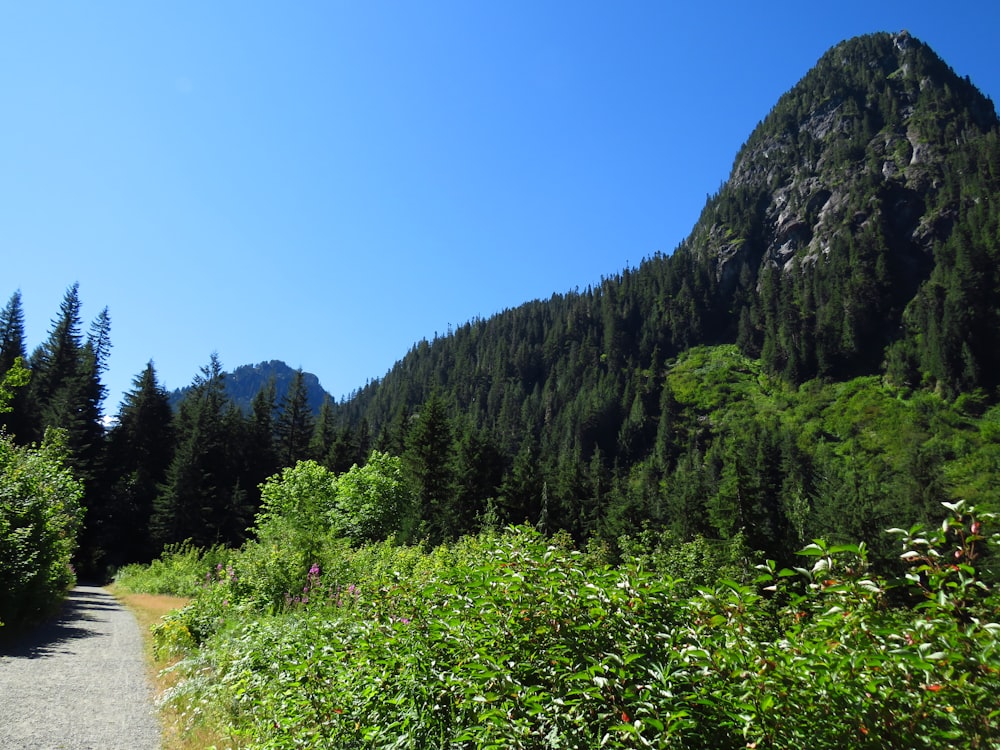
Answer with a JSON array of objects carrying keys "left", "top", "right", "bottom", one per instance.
[
  {"left": 334, "top": 31, "right": 998, "bottom": 426},
  {"left": 695, "top": 30, "right": 999, "bottom": 385},
  {"left": 169, "top": 360, "right": 332, "bottom": 414},
  {"left": 311, "top": 31, "right": 1000, "bottom": 555}
]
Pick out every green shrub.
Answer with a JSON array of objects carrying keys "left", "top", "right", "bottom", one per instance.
[
  {"left": 150, "top": 506, "right": 1000, "bottom": 749},
  {"left": 0, "top": 430, "right": 83, "bottom": 630},
  {"left": 114, "top": 540, "right": 230, "bottom": 597}
]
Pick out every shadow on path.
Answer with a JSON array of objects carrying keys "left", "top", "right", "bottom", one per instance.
[
  {"left": 0, "top": 585, "right": 163, "bottom": 750},
  {"left": 0, "top": 588, "right": 109, "bottom": 659}
]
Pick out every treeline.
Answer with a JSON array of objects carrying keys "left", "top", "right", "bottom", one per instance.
[
  {"left": 6, "top": 276, "right": 996, "bottom": 579},
  {"left": 0, "top": 283, "right": 377, "bottom": 575}
]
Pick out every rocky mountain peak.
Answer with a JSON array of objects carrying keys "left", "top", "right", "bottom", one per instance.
[{"left": 692, "top": 32, "right": 998, "bottom": 295}]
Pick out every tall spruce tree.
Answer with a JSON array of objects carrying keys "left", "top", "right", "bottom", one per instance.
[
  {"left": 104, "top": 362, "right": 175, "bottom": 563},
  {"left": 27, "top": 284, "right": 86, "bottom": 443},
  {"left": 22, "top": 286, "right": 111, "bottom": 575},
  {"left": 0, "top": 291, "right": 30, "bottom": 437},
  {"left": 309, "top": 394, "right": 337, "bottom": 463},
  {"left": 152, "top": 354, "right": 231, "bottom": 549},
  {"left": 275, "top": 369, "right": 314, "bottom": 467},
  {"left": 404, "top": 392, "right": 457, "bottom": 543},
  {"left": 246, "top": 377, "right": 279, "bottom": 484}
]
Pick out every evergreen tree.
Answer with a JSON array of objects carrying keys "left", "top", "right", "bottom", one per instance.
[
  {"left": 452, "top": 420, "right": 504, "bottom": 535},
  {"left": 404, "top": 392, "right": 457, "bottom": 543},
  {"left": 23, "top": 286, "right": 110, "bottom": 574},
  {"left": 0, "top": 291, "right": 30, "bottom": 436},
  {"left": 245, "top": 377, "right": 279, "bottom": 485},
  {"left": 27, "top": 283, "right": 86, "bottom": 443},
  {"left": 104, "top": 362, "right": 174, "bottom": 563},
  {"left": 498, "top": 434, "right": 544, "bottom": 529},
  {"left": 152, "top": 354, "right": 232, "bottom": 549},
  {"left": 275, "top": 369, "right": 314, "bottom": 467},
  {"left": 0, "top": 291, "right": 27, "bottom": 377},
  {"left": 309, "top": 394, "right": 337, "bottom": 463}
]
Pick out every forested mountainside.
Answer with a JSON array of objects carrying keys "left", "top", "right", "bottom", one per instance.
[
  {"left": 321, "top": 31, "right": 1000, "bottom": 550},
  {"left": 334, "top": 31, "right": 999, "bottom": 429},
  {"left": 2, "top": 32, "right": 999, "bottom": 575}
]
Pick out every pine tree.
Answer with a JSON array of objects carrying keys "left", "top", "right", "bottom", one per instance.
[
  {"left": 309, "top": 394, "right": 337, "bottom": 463},
  {"left": 246, "top": 378, "right": 279, "bottom": 484},
  {"left": 0, "top": 291, "right": 30, "bottom": 436},
  {"left": 404, "top": 392, "right": 457, "bottom": 543},
  {"left": 452, "top": 420, "right": 504, "bottom": 535},
  {"left": 27, "top": 284, "right": 85, "bottom": 443},
  {"left": 0, "top": 291, "right": 27, "bottom": 376},
  {"left": 152, "top": 354, "right": 231, "bottom": 549},
  {"left": 25, "top": 287, "right": 112, "bottom": 574},
  {"left": 104, "top": 362, "right": 174, "bottom": 563},
  {"left": 274, "top": 369, "right": 314, "bottom": 467}
]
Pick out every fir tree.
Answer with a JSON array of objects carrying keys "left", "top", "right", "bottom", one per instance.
[
  {"left": 104, "top": 362, "right": 174, "bottom": 563},
  {"left": 274, "top": 369, "right": 314, "bottom": 467},
  {"left": 404, "top": 392, "right": 457, "bottom": 543},
  {"left": 152, "top": 354, "right": 231, "bottom": 548},
  {"left": 0, "top": 291, "right": 30, "bottom": 436}
]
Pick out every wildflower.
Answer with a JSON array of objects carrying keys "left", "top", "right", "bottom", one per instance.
[{"left": 926, "top": 683, "right": 943, "bottom": 692}]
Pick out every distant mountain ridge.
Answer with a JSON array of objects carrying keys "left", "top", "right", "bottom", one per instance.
[{"left": 169, "top": 360, "right": 332, "bottom": 414}]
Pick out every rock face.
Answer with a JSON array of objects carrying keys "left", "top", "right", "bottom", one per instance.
[{"left": 689, "top": 31, "right": 997, "bottom": 297}]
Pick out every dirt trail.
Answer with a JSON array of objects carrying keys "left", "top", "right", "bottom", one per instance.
[{"left": 0, "top": 585, "right": 162, "bottom": 750}]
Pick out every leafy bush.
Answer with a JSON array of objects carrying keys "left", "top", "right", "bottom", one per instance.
[
  {"left": 330, "top": 450, "right": 414, "bottom": 544},
  {"left": 0, "top": 430, "right": 83, "bottom": 630},
  {"left": 151, "top": 505, "right": 999, "bottom": 749},
  {"left": 115, "top": 540, "right": 231, "bottom": 597}
]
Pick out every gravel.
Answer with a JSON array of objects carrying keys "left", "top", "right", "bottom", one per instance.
[{"left": 0, "top": 585, "right": 162, "bottom": 750}]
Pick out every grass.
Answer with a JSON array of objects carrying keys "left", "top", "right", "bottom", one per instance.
[{"left": 108, "top": 585, "right": 232, "bottom": 750}]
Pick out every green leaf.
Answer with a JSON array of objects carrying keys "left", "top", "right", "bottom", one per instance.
[{"left": 798, "top": 543, "right": 826, "bottom": 557}]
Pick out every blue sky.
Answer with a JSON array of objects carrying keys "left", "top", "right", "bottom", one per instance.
[{"left": 2, "top": 2, "right": 998, "bottom": 413}]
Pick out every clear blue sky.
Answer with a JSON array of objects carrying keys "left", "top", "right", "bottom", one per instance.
[{"left": 2, "top": 2, "right": 998, "bottom": 413}]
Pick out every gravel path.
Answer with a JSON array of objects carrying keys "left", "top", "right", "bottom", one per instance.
[{"left": 0, "top": 586, "right": 162, "bottom": 750}]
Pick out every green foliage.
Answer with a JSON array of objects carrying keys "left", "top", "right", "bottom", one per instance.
[
  {"left": 0, "top": 430, "right": 83, "bottom": 629},
  {"left": 146, "top": 506, "right": 1000, "bottom": 748},
  {"left": 0, "top": 356, "right": 30, "bottom": 414},
  {"left": 2, "top": 32, "right": 1000, "bottom": 608},
  {"left": 153, "top": 354, "right": 256, "bottom": 551},
  {"left": 114, "top": 540, "right": 231, "bottom": 598},
  {"left": 256, "top": 460, "right": 339, "bottom": 539},
  {"left": 330, "top": 450, "right": 415, "bottom": 544}
]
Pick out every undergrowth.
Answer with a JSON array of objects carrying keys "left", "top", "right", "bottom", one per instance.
[{"left": 122, "top": 502, "right": 1000, "bottom": 749}]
